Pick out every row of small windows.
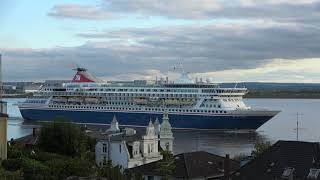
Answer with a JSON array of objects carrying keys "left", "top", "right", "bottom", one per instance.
[
  {"left": 223, "top": 99, "right": 241, "bottom": 102},
  {"left": 53, "top": 88, "right": 199, "bottom": 93},
  {"left": 203, "top": 89, "right": 246, "bottom": 93},
  {"left": 26, "top": 100, "right": 47, "bottom": 104},
  {"left": 201, "top": 104, "right": 221, "bottom": 108},
  {"left": 41, "top": 92, "right": 199, "bottom": 98},
  {"left": 49, "top": 105, "right": 227, "bottom": 114}
]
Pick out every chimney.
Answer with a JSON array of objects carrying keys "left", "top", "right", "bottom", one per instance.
[
  {"left": 224, "top": 154, "right": 230, "bottom": 180},
  {"left": 32, "top": 128, "right": 37, "bottom": 137}
]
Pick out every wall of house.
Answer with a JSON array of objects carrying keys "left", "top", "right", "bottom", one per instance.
[
  {"left": 0, "top": 116, "right": 8, "bottom": 160},
  {"left": 96, "top": 140, "right": 129, "bottom": 169},
  {"left": 95, "top": 141, "right": 108, "bottom": 166},
  {"left": 109, "top": 141, "right": 129, "bottom": 169}
]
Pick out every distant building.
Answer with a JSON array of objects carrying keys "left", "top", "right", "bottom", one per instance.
[
  {"left": 3, "top": 85, "right": 17, "bottom": 94},
  {"left": 94, "top": 112, "right": 174, "bottom": 169},
  {"left": 24, "top": 82, "right": 43, "bottom": 93},
  {"left": 44, "top": 80, "right": 70, "bottom": 87},
  {"left": 131, "top": 151, "right": 240, "bottom": 180},
  {"left": 232, "top": 141, "right": 320, "bottom": 180}
]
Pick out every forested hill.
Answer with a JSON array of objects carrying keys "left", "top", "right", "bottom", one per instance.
[
  {"left": 219, "top": 82, "right": 320, "bottom": 98},
  {"left": 220, "top": 82, "right": 320, "bottom": 91}
]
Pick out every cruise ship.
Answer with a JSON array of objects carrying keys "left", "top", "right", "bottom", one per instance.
[{"left": 18, "top": 68, "right": 280, "bottom": 130}]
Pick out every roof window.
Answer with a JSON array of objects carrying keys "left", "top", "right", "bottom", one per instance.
[
  {"left": 307, "top": 168, "right": 320, "bottom": 179},
  {"left": 282, "top": 167, "right": 295, "bottom": 179}
]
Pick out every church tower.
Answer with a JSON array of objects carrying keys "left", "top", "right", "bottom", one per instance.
[
  {"left": 154, "top": 117, "right": 160, "bottom": 136},
  {"left": 141, "top": 120, "right": 159, "bottom": 157},
  {"left": 0, "top": 54, "right": 8, "bottom": 161},
  {"left": 160, "top": 111, "right": 174, "bottom": 153},
  {"left": 106, "top": 115, "right": 120, "bottom": 133}
]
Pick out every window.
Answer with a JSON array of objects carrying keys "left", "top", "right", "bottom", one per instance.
[
  {"left": 102, "top": 143, "right": 107, "bottom": 153},
  {"left": 282, "top": 167, "right": 295, "bottom": 179},
  {"left": 307, "top": 168, "right": 320, "bottom": 179}
]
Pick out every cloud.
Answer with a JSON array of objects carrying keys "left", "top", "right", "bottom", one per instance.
[
  {"left": 192, "top": 58, "right": 320, "bottom": 83},
  {"left": 103, "top": 0, "right": 221, "bottom": 19},
  {"left": 48, "top": 0, "right": 320, "bottom": 23},
  {"left": 2, "top": 19, "right": 320, "bottom": 82},
  {"left": 48, "top": 4, "right": 111, "bottom": 20}
]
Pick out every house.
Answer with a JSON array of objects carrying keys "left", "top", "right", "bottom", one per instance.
[
  {"left": 232, "top": 141, "right": 320, "bottom": 180},
  {"left": 11, "top": 128, "right": 39, "bottom": 149},
  {"left": 94, "top": 111, "right": 174, "bottom": 169},
  {"left": 131, "top": 151, "right": 240, "bottom": 180}
]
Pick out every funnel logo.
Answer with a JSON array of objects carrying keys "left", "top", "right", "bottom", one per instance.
[{"left": 75, "top": 75, "right": 81, "bottom": 81}]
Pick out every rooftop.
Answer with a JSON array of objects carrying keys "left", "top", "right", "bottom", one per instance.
[
  {"left": 131, "top": 151, "right": 239, "bottom": 179},
  {"left": 232, "top": 140, "right": 320, "bottom": 180}
]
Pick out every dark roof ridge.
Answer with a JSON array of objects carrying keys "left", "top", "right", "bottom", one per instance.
[
  {"left": 182, "top": 153, "right": 190, "bottom": 179},
  {"left": 277, "top": 140, "right": 320, "bottom": 144}
]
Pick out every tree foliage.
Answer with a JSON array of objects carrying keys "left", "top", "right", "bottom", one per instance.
[
  {"left": 38, "top": 119, "right": 89, "bottom": 156},
  {"left": 156, "top": 145, "right": 176, "bottom": 180},
  {"left": 98, "top": 160, "right": 127, "bottom": 180},
  {"left": 1, "top": 120, "right": 129, "bottom": 179},
  {"left": 251, "top": 140, "right": 272, "bottom": 158}
]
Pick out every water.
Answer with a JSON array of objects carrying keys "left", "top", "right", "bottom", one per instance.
[{"left": 5, "top": 98, "right": 320, "bottom": 157}]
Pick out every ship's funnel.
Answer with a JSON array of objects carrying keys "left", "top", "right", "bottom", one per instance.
[{"left": 71, "top": 68, "right": 104, "bottom": 83}]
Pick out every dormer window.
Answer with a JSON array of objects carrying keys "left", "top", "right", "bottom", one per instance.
[
  {"left": 282, "top": 167, "right": 295, "bottom": 179},
  {"left": 307, "top": 168, "right": 320, "bottom": 179}
]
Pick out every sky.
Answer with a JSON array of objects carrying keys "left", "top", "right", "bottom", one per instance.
[{"left": 1, "top": 0, "right": 320, "bottom": 83}]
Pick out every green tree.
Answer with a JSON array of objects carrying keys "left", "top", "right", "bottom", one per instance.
[
  {"left": 98, "top": 160, "right": 126, "bottom": 180},
  {"left": 38, "top": 119, "right": 88, "bottom": 157},
  {"left": 22, "top": 158, "right": 51, "bottom": 180},
  {"left": 156, "top": 145, "right": 175, "bottom": 180},
  {"left": 251, "top": 140, "right": 272, "bottom": 158},
  {"left": 0, "top": 167, "right": 21, "bottom": 179}
]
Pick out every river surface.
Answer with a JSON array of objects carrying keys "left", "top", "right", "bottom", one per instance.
[{"left": 5, "top": 98, "right": 320, "bottom": 157}]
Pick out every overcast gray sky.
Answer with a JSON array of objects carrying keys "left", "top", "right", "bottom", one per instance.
[{"left": 1, "top": 0, "right": 320, "bottom": 82}]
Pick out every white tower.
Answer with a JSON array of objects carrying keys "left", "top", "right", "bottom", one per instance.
[
  {"left": 141, "top": 120, "right": 159, "bottom": 156},
  {"left": 160, "top": 111, "right": 174, "bottom": 153},
  {"left": 154, "top": 117, "right": 160, "bottom": 136},
  {"left": 0, "top": 54, "right": 8, "bottom": 160},
  {"left": 106, "top": 115, "right": 120, "bottom": 133}
]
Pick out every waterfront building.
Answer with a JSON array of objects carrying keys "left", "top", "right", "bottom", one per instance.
[
  {"left": 95, "top": 112, "right": 174, "bottom": 169},
  {"left": 0, "top": 54, "right": 8, "bottom": 160},
  {"left": 0, "top": 101, "right": 8, "bottom": 160},
  {"left": 131, "top": 151, "right": 240, "bottom": 180},
  {"left": 232, "top": 141, "right": 320, "bottom": 180}
]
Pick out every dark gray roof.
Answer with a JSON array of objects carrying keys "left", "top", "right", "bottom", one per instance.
[
  {"left": 131, "top": 151, "right": 239, "bottom": 179},
  {"left": 232, "top": 140, "right": 320, "bottom": 180},
  {"left": 13, "top": 133, "right": 38, "bottom": 146},
  {"left": 0, "top": 113, "right": 8, "bottom": 117},
  {"left": 87, "top": 129, "right": 144, "bottom": 143}
]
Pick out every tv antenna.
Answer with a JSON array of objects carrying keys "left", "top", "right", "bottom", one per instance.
[{"left": 294, "top": 112, "right": 304, "bottom": 141}]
